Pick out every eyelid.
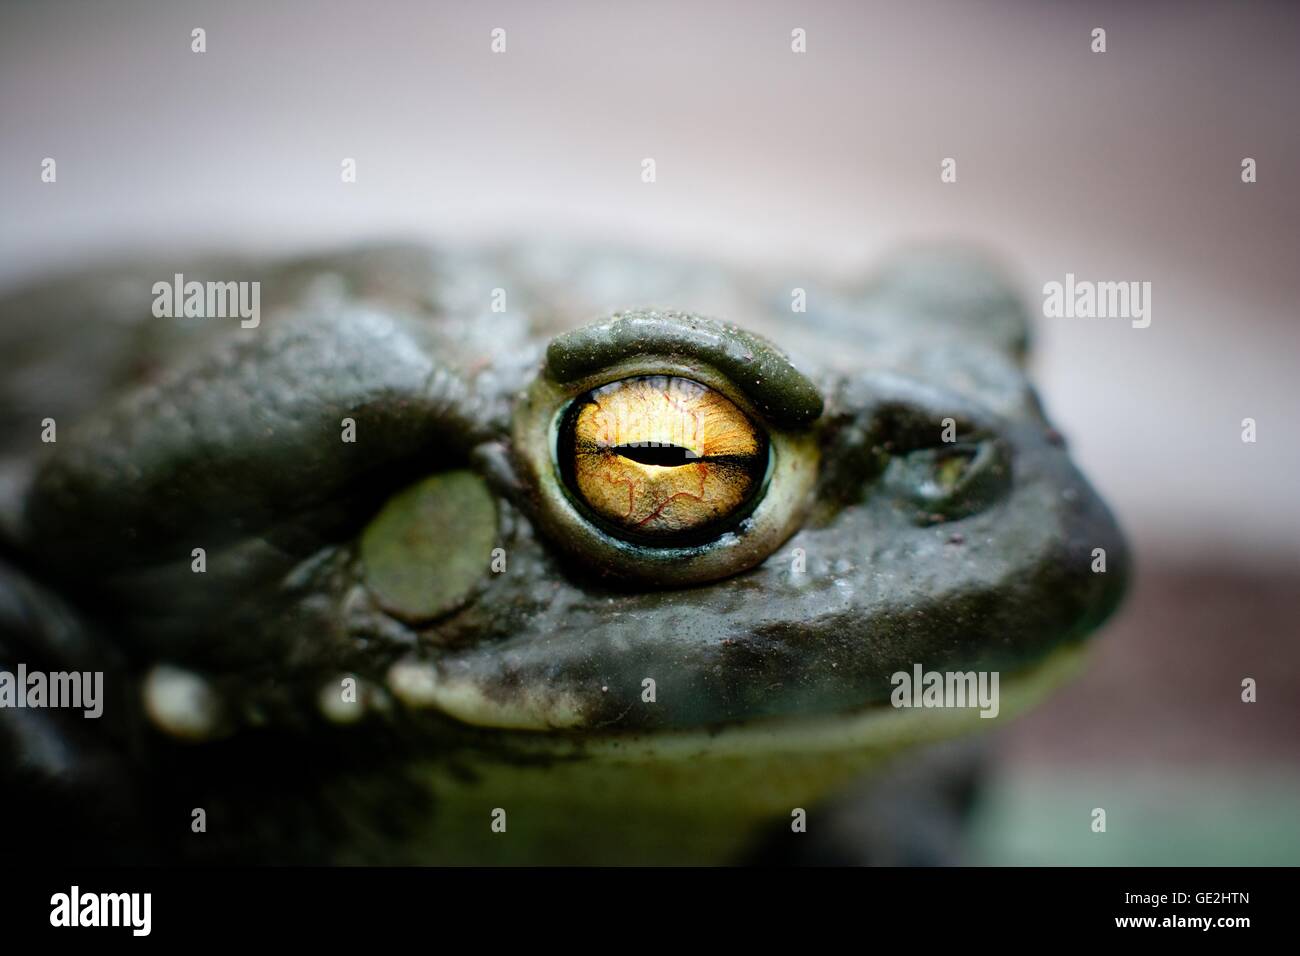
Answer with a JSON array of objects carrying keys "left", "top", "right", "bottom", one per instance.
[{"left": 544, "top": 310, "right": 823, "bottom": 430}]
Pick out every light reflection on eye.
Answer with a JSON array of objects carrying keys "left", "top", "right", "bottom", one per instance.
[{"left": 558, "top": 375, "right": 768, "bottom": 543}]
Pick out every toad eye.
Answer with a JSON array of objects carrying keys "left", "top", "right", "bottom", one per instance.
[
  {"left": 559, "top": 375, "right": 769, "bottom": 544},
  {"left": 513, "top": 311, "right": 824, "bottom": 586}
]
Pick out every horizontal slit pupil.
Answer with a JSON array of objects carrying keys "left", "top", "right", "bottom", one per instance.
[{"left": 612, "top": 443, "right": 699, "bottom": 466}]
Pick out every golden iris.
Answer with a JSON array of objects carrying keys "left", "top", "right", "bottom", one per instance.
[{"left": 559, "top": 375, "right": 768, "bottom": 542}]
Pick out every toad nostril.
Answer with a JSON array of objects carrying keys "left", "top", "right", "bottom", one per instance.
[
  {"left": 932, "top": 447, "right": 977, "bottom": 492},
  {"left": 884, "top": 437, "right": 1012, "bottom": 523}
]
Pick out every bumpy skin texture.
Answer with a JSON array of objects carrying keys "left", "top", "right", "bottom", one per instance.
[{"left": 0, "top": 243, "right": 1127, "bottom": 864}]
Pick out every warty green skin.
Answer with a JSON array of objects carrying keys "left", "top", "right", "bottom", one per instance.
[{"left": 0, "top": 243, "right": 1127, "bottom": 864}]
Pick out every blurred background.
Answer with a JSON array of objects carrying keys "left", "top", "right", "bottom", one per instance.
[{"left": 2, "top": 0, "right": 1297, "bottom": 863}]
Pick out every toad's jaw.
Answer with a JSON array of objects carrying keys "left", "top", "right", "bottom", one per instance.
[
  {"left": 394, "top": 638, "right": 1088, "bottom": 757},
  {"left": 370, "top": 643, "right": 1092, "bottom": 866}
]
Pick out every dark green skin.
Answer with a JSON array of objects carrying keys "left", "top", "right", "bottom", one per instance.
[{"left": 0, "top": 243, "right": 1127, "bottom": 864}]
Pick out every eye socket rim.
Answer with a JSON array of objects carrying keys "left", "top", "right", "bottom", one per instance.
[
  {"left": 513, "top": 352, "right": 820, "bottom": 587},
  {"left": 555, "top": 375, "right": 775, "bottom": 548}
]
